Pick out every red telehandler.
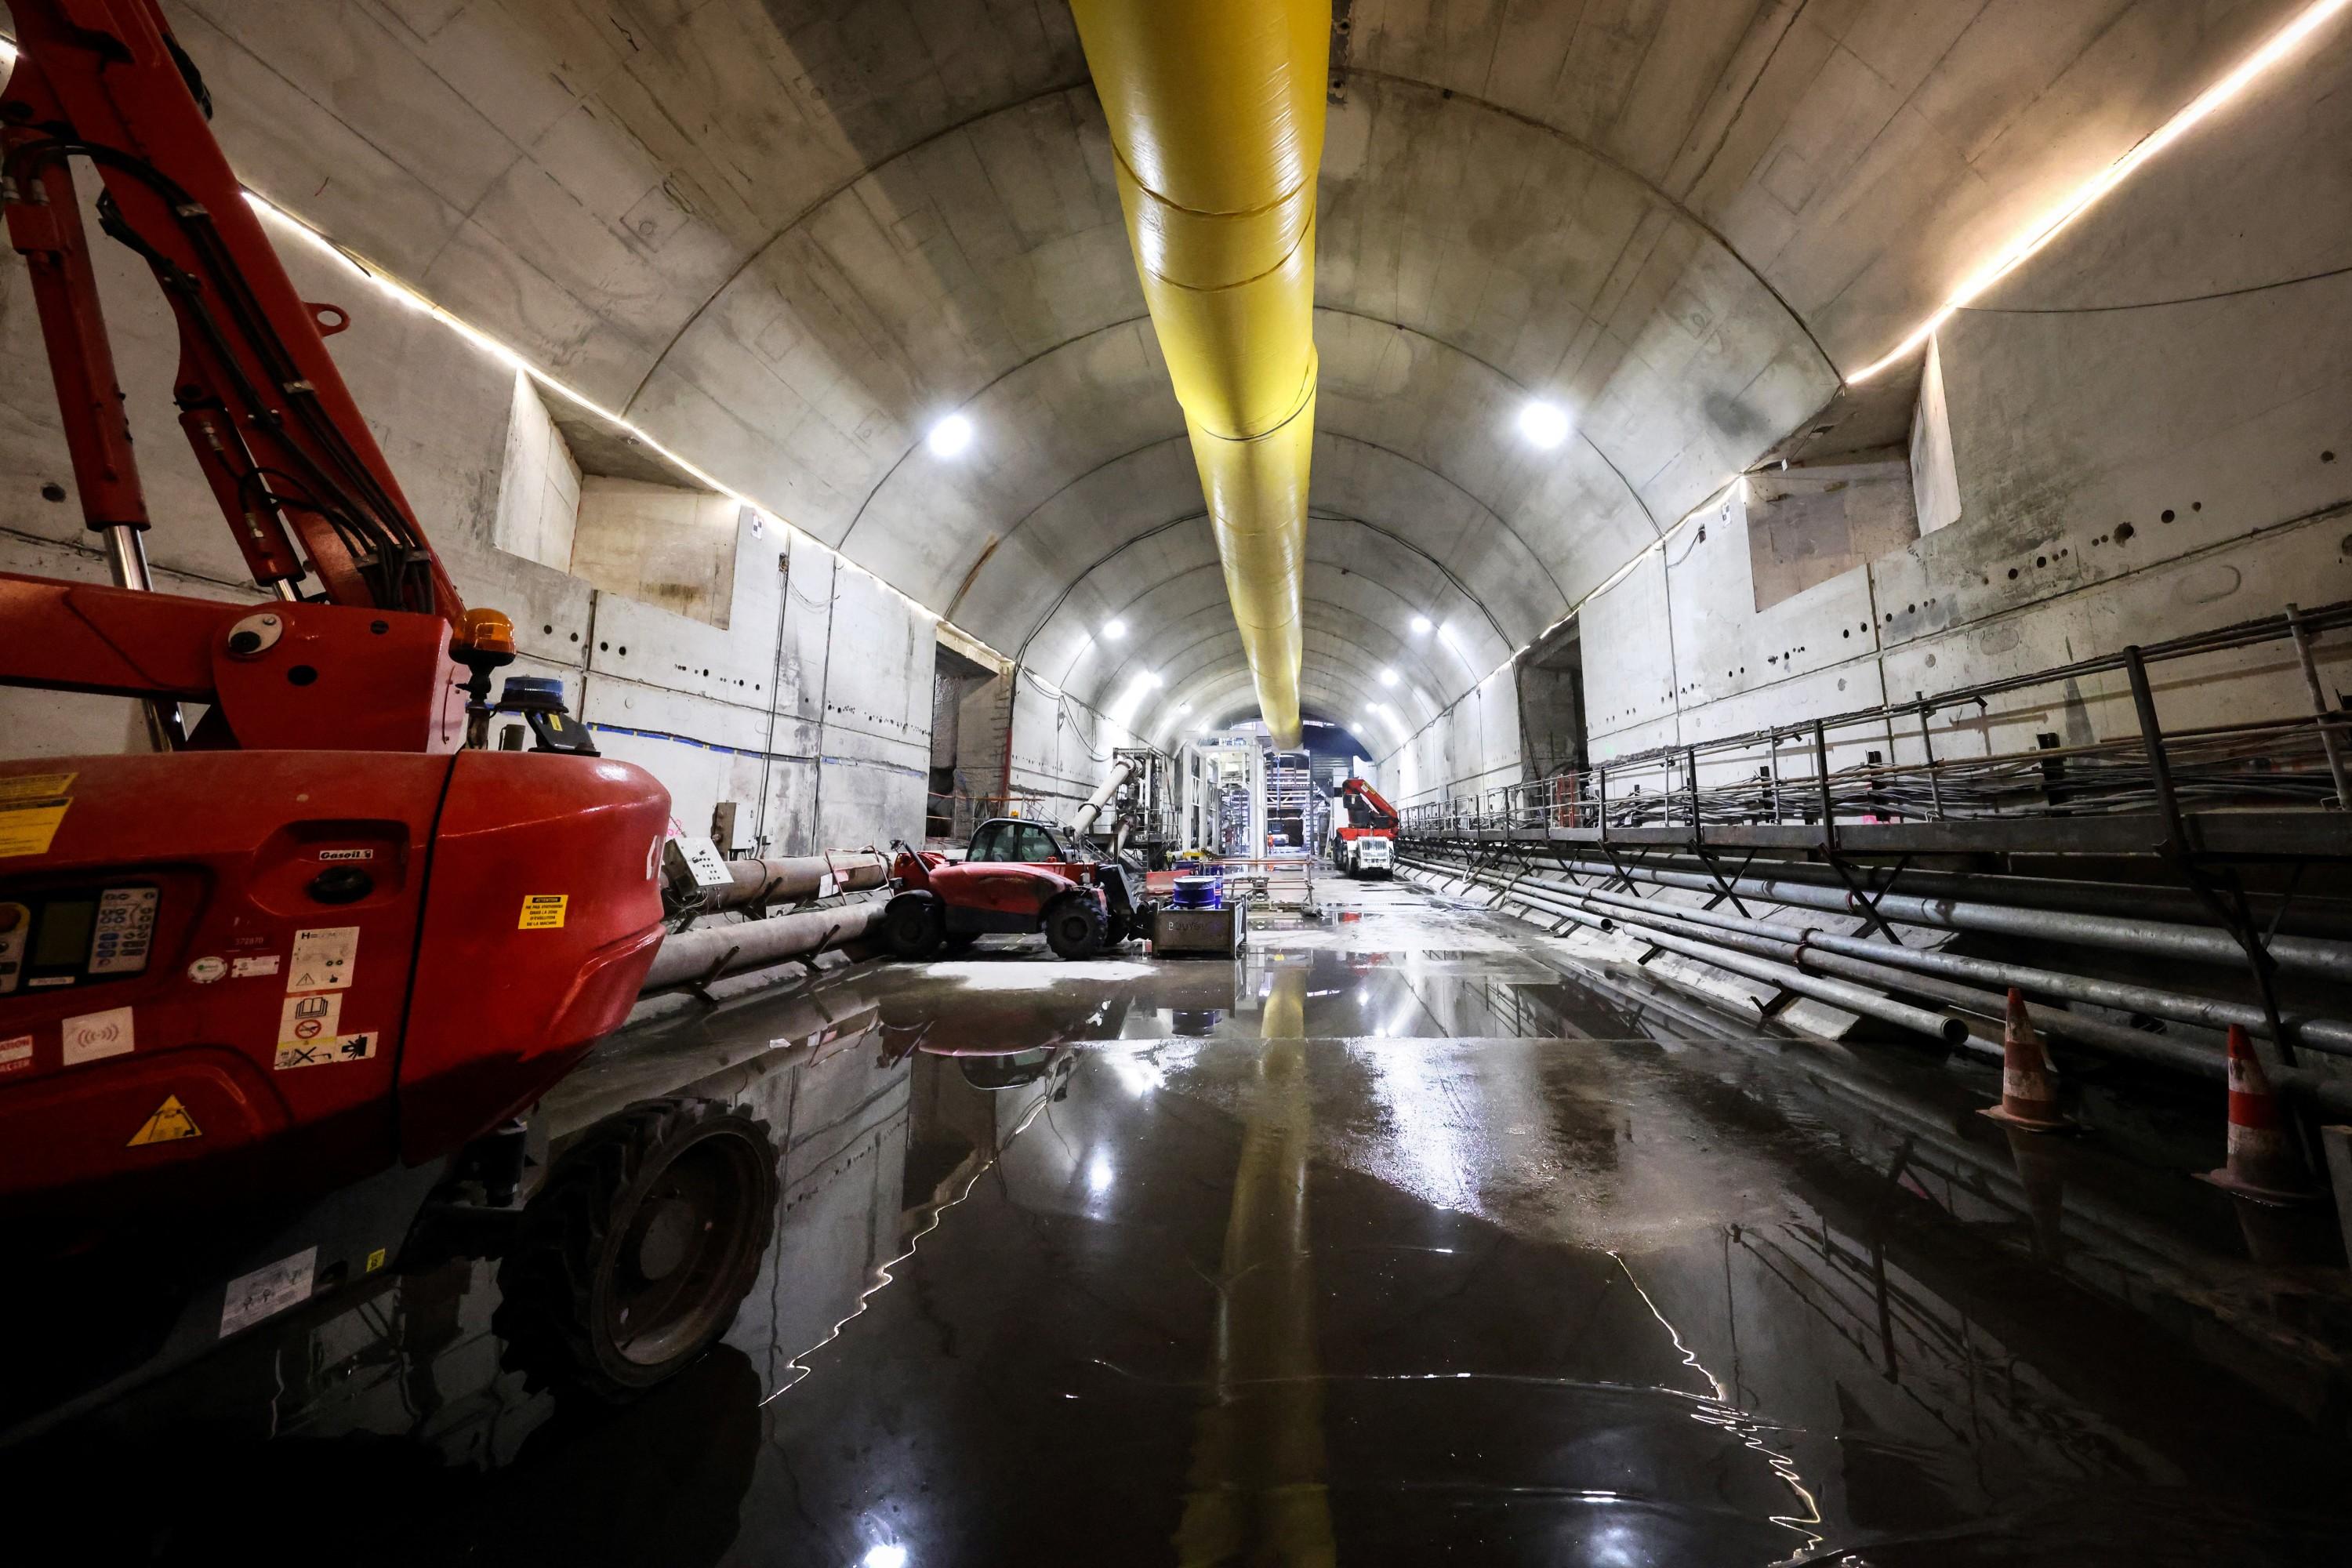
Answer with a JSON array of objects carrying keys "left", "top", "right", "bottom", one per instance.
[{"left": 0, "top": 1, "right": 776, "bottom": 1425}]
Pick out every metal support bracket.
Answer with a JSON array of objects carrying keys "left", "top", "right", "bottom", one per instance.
[{"left": 1826, "top": 853, "right": 1909, "bottom": 945}]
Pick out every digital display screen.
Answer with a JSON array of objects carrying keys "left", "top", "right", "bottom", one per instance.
[{"left": 32, "top": 898, "right": 96, "bottom": 967}]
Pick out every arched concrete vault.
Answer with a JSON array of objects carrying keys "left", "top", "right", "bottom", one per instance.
[
  {"left": 1026, "top": 521, "right": 1504, "bottom": 713},
  {"left": 1076, "top": 588, "right": 1446, "bottom": 724},
  {"left": 186, "top": 0, "right": 2281, "bottom": 734}
]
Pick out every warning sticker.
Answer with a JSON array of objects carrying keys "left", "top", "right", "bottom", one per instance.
[
  {"left": 278, "top": 992, "right": 342, "bottom": 1045},
  {"left": 220, "top": 1247, "right": 315, "bottom": 1337},
  {"left": 61, "top": 1006, "right": 134, "bottom": 1065},
  {"left": 517, "top": 894, "right": 568, "bottom": 930},
  {"left": 287, "top": 927, "right": 358, "bottom": 993},
  {"left": 0, "top": 1035, "right": 31, "bottom": 1075},
  {"left": 128, "top": 1093, "right": 201, "bottom": 1145},
  {"left": 0, "top": 773, "right": 72, "bottom": 858},
  {"left": 365, "top": 1247, "right": 387, "bottom": 1273},
  {"left": 0, "top": 773, "right": 74, "bottom": 801},
  {"left": 230, "top": 954, "right": 281, "bottom": 980},
  {"left": 274, "top": 1031, "right": 378, "bottom": 1071}
]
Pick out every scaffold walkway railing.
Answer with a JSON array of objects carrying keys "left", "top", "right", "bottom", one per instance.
[{"left": 1400, "top": 599, "right": 2352, "bottom": 859}]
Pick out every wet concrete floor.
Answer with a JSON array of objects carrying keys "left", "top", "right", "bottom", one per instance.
[{"left": 16, "top": 877, "right": 2352, "bottom": 1564}]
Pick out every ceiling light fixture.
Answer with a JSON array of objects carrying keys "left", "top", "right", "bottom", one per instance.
[
  {"left": 1410, "top": 614, "right": 1432, "bottom": 634},
  {"left": 1103, "top": 617, "right": 1127, "bottom": 641},
  {"left": 1378, "top": 667, "right": 1398, "bottom": 687},
  {"left": 210, "top": 173, "right": 1015, "bottom": 663},
  {"left": 924, "top": 412, "right": 973, "bottom": 458},
  {"left": 1848, "top": 0, "right": 2352, "bottom": 383},
  {"left": 1517, "top": 400, "right": 1570, "bottom": 449}
]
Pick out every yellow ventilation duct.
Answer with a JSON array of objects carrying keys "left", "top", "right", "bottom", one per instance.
[{"left": 1069, "top": 0, "right": 1327, "bottom": 750}]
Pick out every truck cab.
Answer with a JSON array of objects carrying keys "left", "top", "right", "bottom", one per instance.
[
  {"left": 1330, "top": 778, "right": 1399, "bottom": 879},
  {"left": 965, "top": 819, "right": 1149, "bottom": 944}
]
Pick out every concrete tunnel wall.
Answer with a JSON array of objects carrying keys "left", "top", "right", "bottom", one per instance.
[
  {"left": 0, "top": 192, "right": 1148, "bottom": 848},
  {"left": 6, "top": 2, "right": 2352, "bottom": 839},
  {"left": 1381, "top": 12, "right": 2352, "bottom": 809}
]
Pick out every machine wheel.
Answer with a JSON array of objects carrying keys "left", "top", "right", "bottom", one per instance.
[
  {"left": 494, "top": 1098, "right": 778, "bottom": 1402},
  {"left": 1044, "top": 895, "right": 1106, "bottom": 960},
  {"left": 883, "top": 894, "right": 945, "bottom": 960}
]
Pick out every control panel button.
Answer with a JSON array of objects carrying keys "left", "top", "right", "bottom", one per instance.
[
  {"left": 0, "top": 902, "right": 25, "bottom": 996},
  {"left": 86, "top": 887, "right": 159, "bottom": 977}
]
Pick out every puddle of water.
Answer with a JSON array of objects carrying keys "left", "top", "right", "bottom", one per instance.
[{"left": 12, "top": 887, "right": 2351, "bottom": 1566}]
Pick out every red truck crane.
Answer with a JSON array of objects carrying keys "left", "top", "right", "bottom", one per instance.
[
  {"left": 0, "top": 0, "right": 772, "bottom": 1418},
  {"left": 1329, "top": 776, "right": 1399, "bottom": 879}
]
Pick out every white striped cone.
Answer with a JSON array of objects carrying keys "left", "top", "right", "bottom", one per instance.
[
  {"left": 2199, "top": 1025, "right": 2316, "bottom": 1204},
  {"left": 1981, "top": 988, "right": 2071, "bottom": 1131}
]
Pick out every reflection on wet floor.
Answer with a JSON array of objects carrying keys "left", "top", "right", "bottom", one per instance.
[{"left": 17, "top": 878, "right": 2352, "bottom": 1565}]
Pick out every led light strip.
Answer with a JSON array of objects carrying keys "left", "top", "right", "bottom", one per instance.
[
  {"left": 0, "top": 28, "right": 1014, "bottom": 667},
  {"left": 10, "top": 2, "right": 2349, "bottom": 742},
  {"left": 242, "top": 196, "right": 1015, "bottom": 663},
  {"left": 1847, "top": 0, "right": 2352, "bottom": 382},
  {"left": 1388, "top": 0, "right": 2352, "bottom": 763}
]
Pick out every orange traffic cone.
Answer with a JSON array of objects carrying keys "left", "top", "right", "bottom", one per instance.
[
  {"left": 1980, "top": 989, "right": 2072, "bottom": 1131},
  {"left": 2198, "top": 1025, "right": 2317, "bottom": 1205}
]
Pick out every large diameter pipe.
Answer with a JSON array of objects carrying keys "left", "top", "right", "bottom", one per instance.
[
  {"left": 711, "top": 851, "right": 890, "bottom": 911},
  {"left": 1070, "top": 0, "right": 1327, "bottom": 748},
  {"left": 641, "top": 901, "right": 884, "bottom": 993},
  {"left": 1534, "top": 854, "right": 2352, "bottom": 983},
  {"left": 1513, "top": 872, "right": 2352, "bottom": 1059},
  {"left": 1070, "top": 756, "right": 1139, "bottom": 838}
]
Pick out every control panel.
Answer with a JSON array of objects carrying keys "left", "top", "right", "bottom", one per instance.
[{"left": 0, "top": 884, "right": 159, "bottom": 995}]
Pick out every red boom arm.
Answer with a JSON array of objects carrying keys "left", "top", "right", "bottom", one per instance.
[{"left": 2, "top": 0, "right": 463, "bottom": 622}]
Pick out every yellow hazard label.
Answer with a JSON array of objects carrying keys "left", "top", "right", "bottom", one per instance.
[
  {"left": 517, "top": 893, "right": 568, "bottom": 930},
  {"left": 0, "top": 772, "right": 74, "bottom": 802},
  {"left": 128, "top": 1094, "right": 202, "bottom": 1146},
  {"left": 0, "top": 773, "right": 75, "bottom": 858},
  {"left": 0, "top": 800, "right": 69, "bottom": 858},
  {"left": 365, "top": 1247, "right": 387, "bottom": 1273}
]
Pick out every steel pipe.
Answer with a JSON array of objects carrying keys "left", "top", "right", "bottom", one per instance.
[
  {"left": 641, "top": 900, "right": 884, "bottom": 993},
  {"left": 1457, "top": 868, "right": 1969, "bottom": 1047},
  {"left": 1070, "top": 756, "right": 1139, "bottom": 838},
  {"left": 1526, "top": 854, "right": 2352, "bottom": 982},
  {"left": 709, "top": 851, "right": 890, "bottom": 912},
  {"left": 1504, "top": 870, "right": 2352, "bottom": 1059},
  {"left": 1420, "top": 844, "right": 2352, "bottom": 939},
  {"left": 1410, "top": 857, "right": 2352, "bottom": 1114}
]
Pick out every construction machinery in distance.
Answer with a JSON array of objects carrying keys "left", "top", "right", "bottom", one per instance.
[{"left": 1329, "top": 776, "right": 1399, "bottom": 879}]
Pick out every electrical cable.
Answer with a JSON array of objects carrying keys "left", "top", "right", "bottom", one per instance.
[{"left": 1958, "top": 260, "right": 2352, "bottom": 315}]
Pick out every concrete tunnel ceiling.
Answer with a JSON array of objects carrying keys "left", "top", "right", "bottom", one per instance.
[{"left": 154, "top": 0, "right": 2332, "bottom": 739}]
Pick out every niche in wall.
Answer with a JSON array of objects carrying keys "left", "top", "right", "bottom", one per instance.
[
  {"left": 491, "top": 371, "right": 742, "bottom": 628},
  {"left": 1744, "top": 362, "right": 1929, "bottom": 613}
]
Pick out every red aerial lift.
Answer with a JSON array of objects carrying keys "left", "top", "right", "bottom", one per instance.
[
  {"left": 1330, "top": 776, "right": 1399, "bottom": 879},
  {"left": 0, "top": 0, "right": 775, "bottom": 1420}
]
